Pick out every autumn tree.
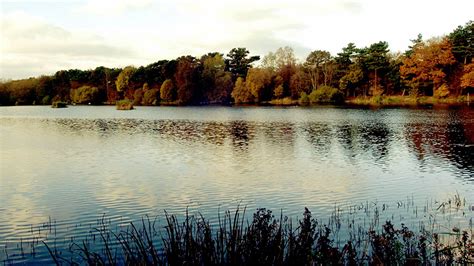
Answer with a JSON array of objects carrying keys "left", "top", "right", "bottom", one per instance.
[
  {"left": 273, "top": 75, "right": 284, "bottom": 98},
  {"left": 226, "top": 48, "right": 260, "bottom": 79},
  {"left": 70, "top": 85, "right": 99, "bottom": 104},
  {"left": 133, "top": 86, "right": 144, "bottom": 105},
  {"left": 52, "top": 70, "right": 71, "bottom": 100},
  {"left": 115, "top": 66, "right": 136, "bottom": 97},
  {"left": 305, "top": 50, "right": 332, "bottom": 90},
  {"left": 160, "top": 79, "right": 175, "bottom": 102},
  {"left": 400, "top": 38, "right": 455, "bottom": 96},
  {"left": 174, "top": 56, "right": 200, "bottom": 104},
  {"left": 289, "top": 65, "right": 311, "bottom": 99},
  {"left": 231, "top": 77, "right": 252, "bottom": 103},
  {"left": 461, "top": 60, "right": 474, "bottom": 90},
  {"left": 201, "top": 53, "right": 233, "bottom": 103},
  {"left": 142, "top": 84, "right": 160, "bottom": 106},
  {"left": 2, "top": 78, "right": 38, "bottom": 105},
  {"left": 36, "top": 75, "right": 53, "bottom": 104},
  {"left": 246, "top": 68, "right": 272, "bottom": 102},
  {"left": 275, "top": 47, "right": 297, "bottom": 98},
  {"left": 263, "top": 46, "right": 297, "bottom": 98},
  {"left": 105, "top": 68, "right": 122, "bottom": 102},
  {"left": 261, "top": 51, "right": 277, "bottom": 71},
  {"left": 274, "top": 46, "right": 297, "bottom": 69}
]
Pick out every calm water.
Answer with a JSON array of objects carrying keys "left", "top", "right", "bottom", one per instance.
[{"left": 1, "top": 105, "right": 473, "bottom": 263}]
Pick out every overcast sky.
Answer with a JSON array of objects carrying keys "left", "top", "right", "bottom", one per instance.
[{"left": 1, "top": 0, "right": 472, "bottom": 79}]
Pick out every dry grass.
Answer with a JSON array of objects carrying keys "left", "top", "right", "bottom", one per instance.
[{"left": 346, "top": 95, "right": 470, "bottom": 106}]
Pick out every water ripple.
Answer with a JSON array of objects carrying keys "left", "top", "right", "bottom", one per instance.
[{"left": 1, "top": 106, "right": 473, "bottom": 263}]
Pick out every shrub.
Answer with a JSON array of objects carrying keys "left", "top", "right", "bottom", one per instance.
[
  {"left": 434, "top": 84, "right": 450, "bottom": 98},
  {"left": 133, "top": 89, "right": 144, "bottom": 106},
  {"left": 41, "top": 95, "right": 51, "bottom": 105},
  {"left": 273, "top": 84, "right": 284, "bottom": 99},
  {"left": 372, "top": 95, "right": 384, "bottom": 105},
  {"left": 270, "top": 97, "right": 295, "bottom": 105},
  {"left": 51, "top": 101, "right": 67, "bottom": 108},
  {"left": 116, "top": 99, "right": 133, "bottom": 110},
  {"left": 299, "top": 92, "right": 309, "bottom": 105},
  {"left": 142, "top": 88, "right": 160, "bottom": 106},
  {"left": 70, "top": 85, "right": 99, "bottom": 104},
  {"left": 308, "top": 86, "right": 344, "bottom": 104},
  {"left": 160, "top": 79, "right": 175, "bottom": 102}
]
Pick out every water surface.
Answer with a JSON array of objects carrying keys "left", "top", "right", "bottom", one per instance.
[{"left": 1, "top": 105, "right": 473, "bottom": 263}]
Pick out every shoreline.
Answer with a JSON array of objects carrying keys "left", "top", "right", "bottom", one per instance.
[{"left": 1, "top": 96, "right": 472, "bottom": 108}]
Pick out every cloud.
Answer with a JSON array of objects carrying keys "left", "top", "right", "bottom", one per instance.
[
  {"left": 80, "top": 0, "right": 153, "bottom": 16},
  {"left": 1, "top": 0, "right": 473, "bottom": 79},
  {"left": 0, "top": 11, "right": 137, "bottom": 79},
  {"left": 157, "top": 0, "right": 364, "bottom": 59}
]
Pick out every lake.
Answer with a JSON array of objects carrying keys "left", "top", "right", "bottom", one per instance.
[{"left": 1, "top": 105, "right": 473, "bottom": 263}]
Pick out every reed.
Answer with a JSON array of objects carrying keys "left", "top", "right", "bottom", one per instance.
[{"left": 40, "top": 206, "right": 472, "bottom": 265}]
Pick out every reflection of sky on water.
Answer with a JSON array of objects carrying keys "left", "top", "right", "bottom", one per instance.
[{"left": 0, "top": 105, "right": 473, "bottom": 262}]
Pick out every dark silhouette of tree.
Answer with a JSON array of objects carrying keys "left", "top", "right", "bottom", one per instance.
[{"left": 226, "top": 48, "right": 260, "bottom": 79}]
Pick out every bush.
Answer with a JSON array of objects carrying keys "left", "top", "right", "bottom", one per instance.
[
  {"left": 269, "top": 97, "right": 295, "bottom": 105},
  {"left": 116, "top": 99, "right": 134, "bottom": 110},
  {"left": 51, "top": 101, "right": 67, "bottom": 108},
  {"left": 273, "top": 84, "right": 284, "bottom": 99},
  {"left": 434, "top": 84, "right": 450, "bottom": 98},
  {"left": 41, "top": 95, "right": 51, "bottom": 105},
  {"left": 133, "top": 89, "right": 144, "bottom": 106},
  {"left": 308, "top": 86, "right": 344, "bottom": 104},
  {"left": 372, "top": 95, "right": 384, "bottom": 105},
  {"left": 299, "top": 92, "right": 309, "bottom": 105},
  {"left": 142, "top": 88, "right": 160, "bottom": 106},
  {"left": 160, "top": 79, "right": 175, "bottom": 102},
  {"left": 70, "top": 85, "right": 99, "bottom": 104}
]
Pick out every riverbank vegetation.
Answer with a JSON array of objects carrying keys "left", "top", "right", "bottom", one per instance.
[
  {"left": 40, "top": 206, "right": 473, "bottom": 265},
  {"left": 0, "top": 21, "right": 473, "bottom": 107},
  {"left": 2, "top": 194, "right": 472, "bottom": 265}
]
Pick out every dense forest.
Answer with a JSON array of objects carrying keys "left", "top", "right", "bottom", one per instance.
[{"left": 0, "top": 21, "right": 472, "bottom": 106}]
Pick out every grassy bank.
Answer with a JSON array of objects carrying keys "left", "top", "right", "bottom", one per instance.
[
  {"left": 345, "top": 95, "right": 472, "bottom": 107},
  {"left": 253, "top": 95, "right": 472, "bottom": 107}
]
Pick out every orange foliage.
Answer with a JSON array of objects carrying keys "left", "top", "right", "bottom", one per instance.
[
  {"left": 460, "top": 60, "right": 474, "bottom": 89},
  {"left": 400, "top": 38, "right": 455, "bottom": 95}
]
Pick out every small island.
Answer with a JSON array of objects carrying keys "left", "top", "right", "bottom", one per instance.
[
  {"left": 116, "top": 99, "right": 134, "bottom": 110},
  {"left": 51, "top": 101, "right": 67, "bottom": 108}
]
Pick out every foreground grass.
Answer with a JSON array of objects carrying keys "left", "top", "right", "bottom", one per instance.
[{"left": 40, "top": 207, "right": 473, "bottom": 265}]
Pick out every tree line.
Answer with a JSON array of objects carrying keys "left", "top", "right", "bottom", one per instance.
[{"left": 0, "top": 21, "right": 472, "bottom": 106}]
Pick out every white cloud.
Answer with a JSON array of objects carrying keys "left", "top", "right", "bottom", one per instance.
[
  {"left": 1, "top": 0, "right": 473, "bottom": 79},
  {"left": 80, "top": 0, "right": 153, "bottom": 16},
  {"left": 0, "top": 11, "right": 138, "bottom": 79}
]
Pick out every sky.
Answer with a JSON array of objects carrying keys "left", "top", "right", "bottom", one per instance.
[{"left": 0, "top": 0, "right": 473, "bottom": 79}]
